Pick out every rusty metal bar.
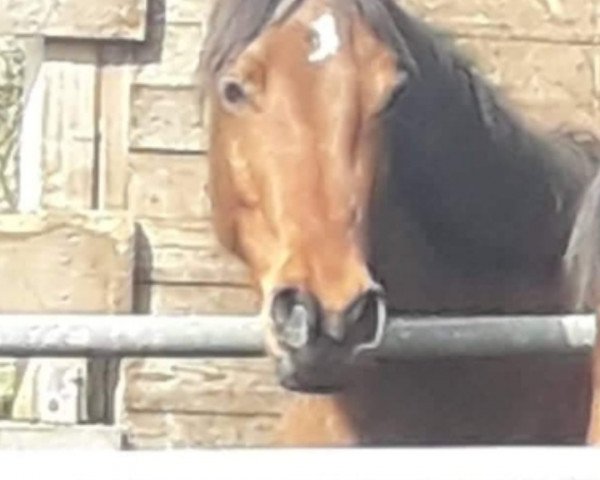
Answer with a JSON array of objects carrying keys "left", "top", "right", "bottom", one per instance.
[{"left": 0, "top": 314, "right": 594, "bottom": 358}]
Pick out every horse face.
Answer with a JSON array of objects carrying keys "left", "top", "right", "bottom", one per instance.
[{"left": 207, "top": 1, "right": 403, "bottom": 392}]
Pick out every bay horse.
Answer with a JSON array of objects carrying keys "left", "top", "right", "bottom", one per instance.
[{"left": 202, "top": 0, "right": 600, "bottom": 445}]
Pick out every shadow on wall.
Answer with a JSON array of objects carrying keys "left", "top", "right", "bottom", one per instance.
[
  {"left": 101, "top": 0, "right": 166, "bottom": 67},
  {"left": 133, "top": 223, "right": 153, "bottom": 314}
]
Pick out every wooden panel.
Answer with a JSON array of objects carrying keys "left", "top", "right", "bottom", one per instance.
[
  {"left": 2, "top": 0, "right": 147, "bottom": 40},
  {"left": 12, "top": 359, "right": 88, "bottom": 424},
  {"left": 41, "top": 41, "right": 98, "bottom": 209},
  {"left": 98, "top": 45, "right": 134, "bottom": 211},
  {"left": 18, "top": 36, "right": 45, "bottom": 213}
]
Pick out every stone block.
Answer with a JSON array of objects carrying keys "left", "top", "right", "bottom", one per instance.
[
  {"left": 127, "top": 154, "right": 210, "bottom": 218},
  {"left": 401, "top": 0, "right": 597, "bottom": 42},
  {"left": 129, "top": 85, "right": 207, "bottom": 153},
  {"left": 119, "top": 356, "right": 284, "bottom": 447},
  {"left": 134, "top": 22, "right": 205, "bottom": 87},
  {"left": 122, "top": 411, "right": 279, "bottom": 448},
  {"left": 1, "top": 0, "right": 147, "bottom": 40},
  {"left": 165, "top": 0, "right": 214, "bottom": 24},
  {"left": 0, "top": 211, "right": 134, "bottom": 312},
  {"left": 455, "top": 38, "right": 598, "bottom": 130},
  {"left": 122, "top": 358, "right": 285, "bottom": 415},
  {"left": 136, "top": 218, "right": 250, "bottom": 285},
  {"left": 136, "top": 283, "right": 259, "bottom": 315}
]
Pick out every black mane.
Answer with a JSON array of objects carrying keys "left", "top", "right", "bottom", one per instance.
[{"left": 377, "top": 2, "right": 600, "bottom": 274}]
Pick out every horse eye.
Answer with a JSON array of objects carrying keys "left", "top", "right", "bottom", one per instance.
[{"left": 219, "top": 78, "right": 248, "bottom": 109}]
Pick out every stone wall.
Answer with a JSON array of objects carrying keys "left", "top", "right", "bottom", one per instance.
[{"left": 0, "top": 0, "right": 599, "bottom": 448}]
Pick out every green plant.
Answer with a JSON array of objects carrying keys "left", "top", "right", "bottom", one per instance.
[{"left": 0, "top": 37, "right": 24, "bottom": 212}]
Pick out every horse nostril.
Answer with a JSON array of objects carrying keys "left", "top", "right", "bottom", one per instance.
[
  {"left": 346, "top": 286, "right": 387, "bottom": 354},
  {"left": 344, "top": 286, "right": 383, "bottom": 324},
  {"left": 271, "top": 288, "right": 320, "bottom": 349},
  {"left": 344, "top": 292, "right": 371, "bottom": 325}
]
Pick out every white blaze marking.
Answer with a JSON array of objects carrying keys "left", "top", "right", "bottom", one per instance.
[{"left": 308, "top": 13, "right": 341, "bottom": 63}]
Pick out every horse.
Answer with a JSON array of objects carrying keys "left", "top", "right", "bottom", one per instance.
[{"left": 201, "top": 0, "right": 600, "bottom": 445}]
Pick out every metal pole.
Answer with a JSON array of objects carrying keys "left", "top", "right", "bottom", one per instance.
[
  {"left": 380, "top": 314, "right": 597, "bottom": 358},
  {"left": 0, "top": 314, "right": 594, "bottom": 358}
]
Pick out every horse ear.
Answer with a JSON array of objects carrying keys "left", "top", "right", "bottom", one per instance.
[{"left": 350, "top": 12, "right": 410, "bottom": 116}]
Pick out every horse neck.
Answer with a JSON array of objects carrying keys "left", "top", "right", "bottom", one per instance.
[{"left": 378, "top": 12, "right": 598, "bottom": 269}]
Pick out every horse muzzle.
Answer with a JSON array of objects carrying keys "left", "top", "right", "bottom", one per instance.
[{"left": 268, "top": 285, "right": 387, "bottom": 393}]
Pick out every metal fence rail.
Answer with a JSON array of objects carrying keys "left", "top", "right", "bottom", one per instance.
[
  {"left": 0, "top": 447, "right": 599, "bottom": 480},
  {"left": 0, "top": 313, "right": 595, "bottom": 358}
]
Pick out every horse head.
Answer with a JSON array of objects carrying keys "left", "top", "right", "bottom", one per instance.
[{"left": 203, "top": 0, "right": 414, "bottom": 392}]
